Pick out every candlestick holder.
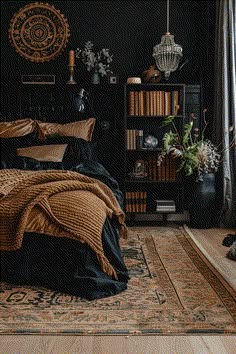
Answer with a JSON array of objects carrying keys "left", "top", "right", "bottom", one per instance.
[{"left": 67, "top": 65, "right": 77, "bottom": 84}]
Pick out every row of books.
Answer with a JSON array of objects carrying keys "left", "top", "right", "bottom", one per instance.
[
  {"left": 128, "top": 90, "right": 180, "bottom": 116},
  {"left": 148, "top": 155, "right": 177, "bottom": 181},
  {"left": 126, "top": 129, "right": 144, "bottom": 150},
  {"left": 125, "top": 193, "right": 177, "bottom": 214},
  {"left": 127, "top": 155, "right": 177, "bottom": 181},
  {"left": 125, "top": 191, "right": 147, "bottom": 213}
]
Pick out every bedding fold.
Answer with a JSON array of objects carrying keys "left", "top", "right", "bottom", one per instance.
[{"left": 0, "top": 169, "right": 127, "bottom": 279}]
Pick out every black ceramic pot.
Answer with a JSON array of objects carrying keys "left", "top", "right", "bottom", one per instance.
[{"left": 187, "top": 173, "right": 219, "bottom": 229}]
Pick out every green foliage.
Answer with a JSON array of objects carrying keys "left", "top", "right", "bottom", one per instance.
[
  {"left": 163, "top": 130, "right": 178, "bottom": 151},
  {"left": 161, "top": 115, "right": 176, "bottom": 127},
  {"left": 159, "top": 114, "right": 221, "bottom": 179}
]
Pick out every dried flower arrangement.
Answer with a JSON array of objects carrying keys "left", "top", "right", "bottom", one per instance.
[
  {"left": 158, "top": 109, "right": 235, "bottom": 181},
  {"left": 75, "top": 41, "right": 113, "bottom": 77}
]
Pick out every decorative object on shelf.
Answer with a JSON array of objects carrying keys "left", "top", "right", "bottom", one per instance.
[
  {"left": 127, "top": 77, "right": 141, "bottom": 84},
  {"left": 67, "top": 50, "right": 77, "bottom": 84},
  {"left": 75, "top": 41, "right": 113, "bottom": 83},
  {"left": 129, "top": 159, "right": 148, "bottom": 179},
  {"left": 9, "top": 2, "right": 70, "bottom": 63},
  {"left": 141, "top": 65, "right": 161, "bottom": 83},
  {"left": 144, "top": 135, "right": 158, "bottom": 149},
  {"left": 152, "top": 0, "right": 183, "bottom": 80},
  {"left": 135, "top": 159, "right": 148, "bottom": 177}
]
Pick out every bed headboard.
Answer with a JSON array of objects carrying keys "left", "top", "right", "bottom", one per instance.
[{"left": 1, "top": 83, "right": 124, "bottom": 184}]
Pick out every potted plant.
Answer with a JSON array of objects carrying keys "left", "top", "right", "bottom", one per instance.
[
  {"left": 75, "top": 41, "right": 113, "bottom": 83},
  {"left": 158, "top": 110, "right": 235, "bottom": 228}
]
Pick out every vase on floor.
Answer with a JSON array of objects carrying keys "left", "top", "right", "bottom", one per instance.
[{"left": 186, "top": 173, "right": 220, "bottom": 229}]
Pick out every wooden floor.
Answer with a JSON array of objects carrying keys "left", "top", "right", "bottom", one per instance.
[
  {"left": 183, "top": 224, "right": 236, "bottom": 290},
  {"left": 0, "top": 224, "right": 236, "bottom": 354}
]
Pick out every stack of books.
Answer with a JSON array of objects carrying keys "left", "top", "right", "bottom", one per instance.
[
  {"left": 125, "top": 191, "right": 147, "bottom": 212},
  {"left": 155, "top": 200, "right": 176, "bottom": 212}
]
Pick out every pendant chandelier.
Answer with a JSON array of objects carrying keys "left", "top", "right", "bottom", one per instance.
[{"left": 153, "top": 0, "right": 183, "bottom": 80}]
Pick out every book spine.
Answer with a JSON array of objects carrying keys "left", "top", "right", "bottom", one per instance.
[
  {"left": 136, "top": 130, "right": 144, "bottom": 150},
  {"left": 128, "top": 91, "right": 135, "bottom": 116}
]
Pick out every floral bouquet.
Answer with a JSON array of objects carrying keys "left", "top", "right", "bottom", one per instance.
[
  {"left": 75, "top": 41, "right": 113, "bottom": 77},
  {"left": 158, "top": 109, "right": 235, "bottom": 181}
]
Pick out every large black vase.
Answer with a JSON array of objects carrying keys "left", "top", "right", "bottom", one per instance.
[{"left": 187, "top": 173, "right": 219, "bottom": 228}]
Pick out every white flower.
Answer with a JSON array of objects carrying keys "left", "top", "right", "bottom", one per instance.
[{"left": 76, "top": 41, "right": 113, "bottom": 76}]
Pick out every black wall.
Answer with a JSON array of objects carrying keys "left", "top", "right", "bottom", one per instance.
[
  {"left": 0, "top": 0, "right": 216, "bottom": 179},
  {"left": 1, "top": 1, "right": 216, "bottom": 94}
]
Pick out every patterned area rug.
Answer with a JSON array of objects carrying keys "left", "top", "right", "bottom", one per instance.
[{"left": 0, "top": 226, "right": 236, "bottom": 335}]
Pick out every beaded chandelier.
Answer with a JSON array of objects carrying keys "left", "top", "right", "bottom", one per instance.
[{"left": 153, "top": 0, "right": 183, "bottom": 80}]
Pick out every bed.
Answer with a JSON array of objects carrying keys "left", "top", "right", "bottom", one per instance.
[{"left": 0, "top": 118, "right": 129, "bottom": 300}]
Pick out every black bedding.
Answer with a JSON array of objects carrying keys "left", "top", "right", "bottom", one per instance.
[{"left": 0, "top": 161, "right": 129, "bottom": 300}]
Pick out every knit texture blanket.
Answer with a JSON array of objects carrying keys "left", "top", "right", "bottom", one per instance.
[{"left": 0, "top": 169, "right": 127, "bottom": 279}]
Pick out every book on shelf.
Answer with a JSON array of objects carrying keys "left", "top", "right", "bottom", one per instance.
[
  {"left": 139, "top": 90, "right": 145, "bottom": 116},
  {"left": 128, "top": 91, "right": 135, "bottom": 116},
  {"left": 134, "top": 91, "right": 139, "bottom": 116},
  {"left": 155, "top": 200, "right": 176, "bottom": 212},
  {"left": 157, "top": 155, "right": 177, "bottom": 181},
  {"left": 164, "top": 91, "right": 171, "bottom": 116}
]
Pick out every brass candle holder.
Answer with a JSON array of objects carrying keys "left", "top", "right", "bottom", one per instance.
[{"left": 67, "top": 65, "right": 77, "bottom": 84}]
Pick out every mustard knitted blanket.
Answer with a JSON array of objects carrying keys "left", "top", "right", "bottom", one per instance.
[{"left": 0, "top": 169, "right": 127, "bottom": 279}]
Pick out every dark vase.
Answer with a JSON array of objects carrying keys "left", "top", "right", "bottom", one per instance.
[{"left": 186, "top": 173, "right": 219, "bottom": 229}]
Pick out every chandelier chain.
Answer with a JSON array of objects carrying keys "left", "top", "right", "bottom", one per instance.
[{"left": 167, "top": 0, "right": 170, "bottom": 33}]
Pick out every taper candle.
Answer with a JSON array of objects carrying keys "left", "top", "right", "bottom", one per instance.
[{"left": 69, "top": 50, "right": 75, "bottom": 66}]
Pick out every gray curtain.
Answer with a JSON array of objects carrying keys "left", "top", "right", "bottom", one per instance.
[{"left": 214, "top": 0, "right": 236, "bottom": 227}]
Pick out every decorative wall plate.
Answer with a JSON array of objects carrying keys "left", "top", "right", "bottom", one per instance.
[{"left": 9, "top": 2, "right": 70, "bottom": 62}]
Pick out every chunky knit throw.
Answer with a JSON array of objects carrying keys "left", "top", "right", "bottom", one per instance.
[{"left": 0, "top": 169, "right": 127, "bottom": 279}]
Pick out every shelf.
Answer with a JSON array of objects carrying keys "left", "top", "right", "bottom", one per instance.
[
  {"left": 127, "top": 115, "right": 184, "bottom": 118},
  {"left": 124, "top": 83, "right": 186, "bottom": 224},
  {"left": 126, "top": 148, "right": 162, "bottom": 152},
  {"left": 126, "top": 211, "right": 178, "bottom": 215},
  {"left": 125, "top": 179, "right": 182, "bottom": 184}
]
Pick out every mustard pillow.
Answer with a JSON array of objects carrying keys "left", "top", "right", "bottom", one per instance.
[
  {"left": 37, "top": 118, "right": 96, "bottom": 141},
  {"left": 17, "top": 144, "right": 68, "bottom": 162},
  {"left": 0, "top": 119, "right": 36, "bottom": 138}
]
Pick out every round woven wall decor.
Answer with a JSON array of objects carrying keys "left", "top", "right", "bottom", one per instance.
[{"left": 9, "top": 2, "right": 70, "bottom": 63}]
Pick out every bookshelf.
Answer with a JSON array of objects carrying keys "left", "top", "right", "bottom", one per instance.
[{"left": 124, "top": 83, "right": 186, "bottom": 223}]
